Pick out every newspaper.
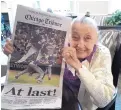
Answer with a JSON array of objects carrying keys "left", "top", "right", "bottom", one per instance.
[{"left": 1, "top": 5, "right": 71, "bottom": 110}]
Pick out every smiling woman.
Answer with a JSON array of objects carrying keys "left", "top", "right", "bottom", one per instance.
[
  {"left": 62, "top": 14, "right": 115, "bottom": 110},
  {"left": 70, "top": 23, "right": 98, "bottom": 59}
]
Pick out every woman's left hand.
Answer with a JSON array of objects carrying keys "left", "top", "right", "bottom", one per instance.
[{"left": 62, "top": 47, "right": 82, "bottom": 71}]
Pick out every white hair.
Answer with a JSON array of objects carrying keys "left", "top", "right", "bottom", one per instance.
[{"left": 72, "top": 16, "right": 99, "bottom": 33}]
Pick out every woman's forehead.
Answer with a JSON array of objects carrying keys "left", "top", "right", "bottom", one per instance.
[{"left": 72, "top": 22, "right": 97, "bottom": 35}]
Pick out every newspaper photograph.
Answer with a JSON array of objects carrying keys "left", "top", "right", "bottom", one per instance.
[{"left": 1, "top": 5, "right": 71, "bottom": 109}]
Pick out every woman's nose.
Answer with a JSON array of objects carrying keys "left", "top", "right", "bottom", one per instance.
[{"left": 77, "top": 39, "right": 85, "bottom": 48}]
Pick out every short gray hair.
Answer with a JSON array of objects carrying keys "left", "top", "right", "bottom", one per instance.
[{"left": 72, "top": 16, "right": 99, "bottom": 33}]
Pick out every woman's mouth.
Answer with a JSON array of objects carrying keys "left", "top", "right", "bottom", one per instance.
[{"left": 77, "top": 49, "right": 86, "bottom": 53}]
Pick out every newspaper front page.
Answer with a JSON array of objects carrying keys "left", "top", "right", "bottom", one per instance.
[{"left": 1, "top": 5, "right": 71, "bottom": 109}]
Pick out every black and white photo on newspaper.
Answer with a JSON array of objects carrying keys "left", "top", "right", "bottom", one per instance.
[
  {"left": 10, "top": 22, "right": 66, "bottom": 84},
  {"left": 1, "top": 5, "right": 71, "bottom": 110}
]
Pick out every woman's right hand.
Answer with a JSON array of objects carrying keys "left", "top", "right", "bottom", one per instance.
[{"left": 3, "top": 39, "right": 14, "bottom": 56}]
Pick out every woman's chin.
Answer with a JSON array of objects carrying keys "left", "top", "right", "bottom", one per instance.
[
  {"left": 77, "top": 52, "right": 91, "bottom": 59},
  {"left": 77, "top": 54, "right": 87, "bottom": 59}
]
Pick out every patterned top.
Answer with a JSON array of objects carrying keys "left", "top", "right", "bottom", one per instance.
[{"left": 76, "top": 43, "right": 115, "bottom": 110}]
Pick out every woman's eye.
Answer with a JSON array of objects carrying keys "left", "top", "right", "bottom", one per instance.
[
  {"left": 86, "top": 37, "right": 90, "bottom": 40},
  {"left": 72, "top": 37, "right": 79, "bottom": 41},
  {"left": 85, "top": 36, "right": 91, "bottom": 41}
]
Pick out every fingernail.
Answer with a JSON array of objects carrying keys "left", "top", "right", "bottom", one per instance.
[{"left": 66, "top": 53, "right": 70, "bottom": 56}]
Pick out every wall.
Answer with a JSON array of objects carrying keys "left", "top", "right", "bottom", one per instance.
[
  {"left": 69, "top": 0, "right": 110, "bottom": 15},
  {"left": 109, "top": 0, "right": 121, "bottom": 13},
  {"left": 1, "top": 1, "right": 8, "bottom": 13}
]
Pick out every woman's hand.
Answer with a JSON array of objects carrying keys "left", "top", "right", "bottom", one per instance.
[
  {"left": 3, "top": 39, "right": 14, "bottom": 56},
  {"left": 62, "top": 47, "right": 82, "bottom": 71}
]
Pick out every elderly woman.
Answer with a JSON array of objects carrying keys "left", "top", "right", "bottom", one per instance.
[
  {"left": 62, "top": 15, "right": 115, "bottom": 110},
  {"left": 3, "top": 14, "right": 115, "bottom": 110}
]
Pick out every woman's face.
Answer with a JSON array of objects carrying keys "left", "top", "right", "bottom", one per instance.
[{"left": 70, "top": 22, "right": 98, "bottom": 59}]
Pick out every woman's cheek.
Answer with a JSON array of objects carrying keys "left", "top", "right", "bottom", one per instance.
[
  {"left": 86, "top": 43, "right": 94, "bottom": 50},
  {"left": 70, "top": 41, "right": 78, "bottom": 47}
]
